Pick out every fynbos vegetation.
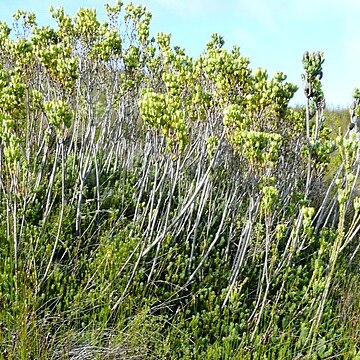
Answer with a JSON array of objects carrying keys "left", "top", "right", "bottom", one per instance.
[{"left": 0, "top": 2, "right": 359, "bottom": 359}]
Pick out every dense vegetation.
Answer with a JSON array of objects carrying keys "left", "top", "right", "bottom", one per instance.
[{"left": 0, "top": 2, "right": 359, "bottom": 359}]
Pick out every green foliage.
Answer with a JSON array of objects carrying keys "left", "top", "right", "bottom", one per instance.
[{"left": 0, "top": 3, "right": 359, "bottom": 360}]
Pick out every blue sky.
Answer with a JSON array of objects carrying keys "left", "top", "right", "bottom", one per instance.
[{"left": 1, "top": 0, "right": 359, "bottom": 107}]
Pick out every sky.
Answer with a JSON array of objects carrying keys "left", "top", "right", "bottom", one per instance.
[{"left": 0, "top": 0, "right": 359, "bottom": 107}]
